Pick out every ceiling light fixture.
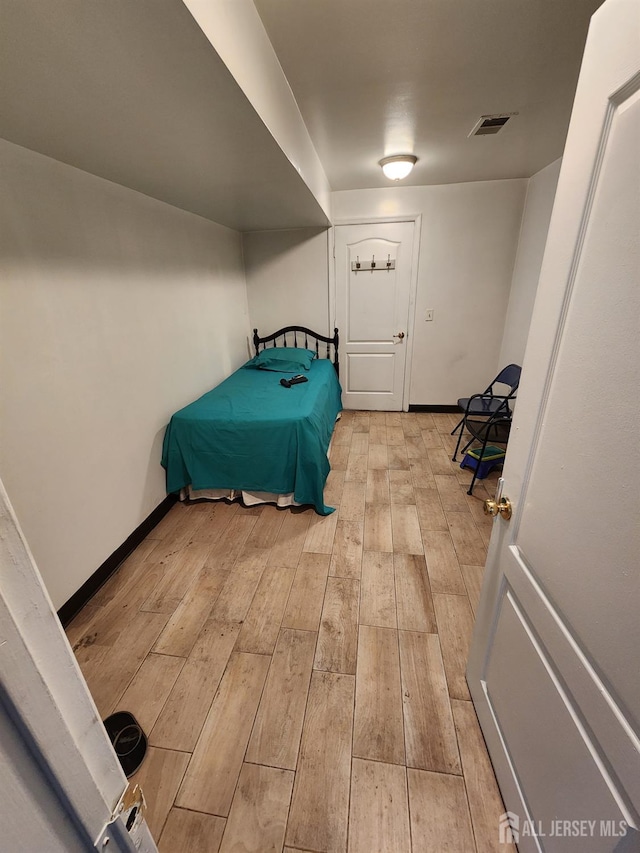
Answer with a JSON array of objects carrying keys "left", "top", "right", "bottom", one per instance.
[{"left": 379, "top": 154, "right": 417, "bottom": 181}]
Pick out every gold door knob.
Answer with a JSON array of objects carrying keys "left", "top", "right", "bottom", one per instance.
[{"left": 484, "top": 497, "right": 512, "bottom": 520}]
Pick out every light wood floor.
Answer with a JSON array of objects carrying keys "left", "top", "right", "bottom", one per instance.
[{"left": 67, "top": 411, "right": 512, "bottom": 853}]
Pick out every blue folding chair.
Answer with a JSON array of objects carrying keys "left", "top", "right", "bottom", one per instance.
[
  {"left": 451, "top": 364, "right": 521, "bottom": 462},
  {"left": 458, "top": 412, "right": 512, "bottom": 495}
]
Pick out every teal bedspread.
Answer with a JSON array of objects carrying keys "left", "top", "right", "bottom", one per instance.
[{"left": 161, "top": 359, "right": 343, "bottom": 515}]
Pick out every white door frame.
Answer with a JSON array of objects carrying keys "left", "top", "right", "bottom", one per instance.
[
  {"left": 329, "top": 215, "right": 422, "bottom": 411},
  {"left": 0, "top": 478, "right": 158, "bottom": 851}
]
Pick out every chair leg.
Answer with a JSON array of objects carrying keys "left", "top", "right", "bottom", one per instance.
[
  {"left": 467, "top": 435, "right": 489, "bottom": 495},
  {"left": 452, "top": 422, "right": 466, "bottom": 461},
  {"left": 459, "top": 432, "right": 476, "bottom": 459},
  {"left": 450, "top": 417, "right": 464, "bottom": 436}
]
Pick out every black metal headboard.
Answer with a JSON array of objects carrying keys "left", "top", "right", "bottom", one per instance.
[{"left": 253, "top": 326, "right": 339, "bottom": 377}]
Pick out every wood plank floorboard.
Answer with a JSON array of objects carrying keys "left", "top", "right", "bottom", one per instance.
[
  {"left": 388, "top": 443, "right": 410, "bottom": 470},
  {"left": 324, "top": 469, "right": 345, "bottom": 507},
  {"left": 460, "top": 563, "right": 485, "bottom": 615},
  {"left": 415, "top": 486, "right": 448, "bottom": 532},
  {"left": 398, "top": 630, "right": 461, "bottom": 774},
  {"left": 114, "top": 653, "right": 184, "bottom": 734},
  {"left": 65, "top": 603, "right": 103, "bottom": 649},
  {"left": 246, "top": 627, "right": 316, "bottom": 770},
  {"left": 244, "top": 503, "right": 286, "bottom": 549},
  {"left": 339, "top": 480, "right": 366, "bottom": 523},
  {"left": 394, "top": 553, "right": 437, "bottom": 634},
  {"left": 353, "top": 625, "right": 405, "bottom": 765},
  {"left": 389, "top": 469, "right": 415, "bottom": 503},
  {"left": 88, "top": 538, "right": 159, "bottom": 607},
  {"left": 176, "top": 652, "right": 270, "bottom": 817},
  {"left": 446, "top": 510, "right": 488, "bottom": 566},
  {"left": 314, "top": 576, "right": 360, "bottom": 675},
  {"left": 329, "top": 520, "right": 363, "bottom": 579},
  {"left": 282, "top": 553, "right": 330, "bottom": 633},
  {"left": 205, "top": 513, "right": 261, "bottom": 571},
  {"left": 453, "top": 699, "right": 516, "bottom": 851},
  {"left": 130, "top": 747, "right": 190, "bottom": 840},
  {"left": 68, "top": 412, "right": 507, "bottom": 851},
  {"left": 423, "top": 530, "right": 467, "bottom": 595},
  {"left": 150, "top": 620, "right": 242, "bottom": 752},
  {"left": 410, "top": 460, "right": 436, "bottom": 489},
  {"left": 141, "top": 542, "right": 212, "bottom": 614},
  {"left": 87, "top": 562, "right": 169, "bottom": 647},
  {"left": 359, "top": 551, "right": 396, "bottom": 629},
  {"left": 152, "top": 565, "right": 229, "bottom": 657},
  {"left": 434, "top": 474, "right": 470, "bottom": 513},
  {"left": 267, "top": 510, "right": 312, "bottom": 568},
  {"left": 348, "top": 758, "right": 411, "bottom": 853},
  {"left": 363, "top": 502, "right": 393, "bottom": 552},
  {"left": 285, "top": 671, "right": 354, "bottom": 853},
  {"left": 366, "top": 467, "right": 390, "bottom": 502},
  {"left": 208, "top": 547, "right": 269, "bottom": 623},
  {"left": 158, "top": 809, "right": 226, "bottom": 853},
  {"left": 304, "top": 511, "right": 339, "bottom": 554},
  {"left": 433, "top": 593, "right": 476, "bottom": 701},
  {"left": 391, "top": 504, "right": 424, "bottom": 554},
  {"left": 367, "top": 443, "right": 389, "bottom": 471},
  {"left": 234, "top": 564, "right": 296, "bottom": 655},
  {"left": 407, "top": 768, "right": 476, "bottom": 852},
  {"left": 80, "top": 610, "right": 169, "bottom": 717},
  {"left": 218, "top": 762, "right": 294, "bottom": 853}
]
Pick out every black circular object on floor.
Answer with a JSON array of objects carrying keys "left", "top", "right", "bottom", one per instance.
[{"left": 103, "top": 711, "right": 147, "bottom": 777}]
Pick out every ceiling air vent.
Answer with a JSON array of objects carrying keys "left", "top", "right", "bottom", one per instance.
[{"left": 469, "top": 112, "right": 518, "bottom": 137}]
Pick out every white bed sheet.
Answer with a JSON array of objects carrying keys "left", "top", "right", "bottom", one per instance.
[{"left": 180, "top": 486, "right": 299, "bottom": 508}]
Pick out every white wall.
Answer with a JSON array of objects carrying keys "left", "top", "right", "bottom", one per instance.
[
  {"left": 183, "top": 0, "right": 331, "bottom": 220},
  {"left": 243, "top": 181, "right": 526, "bottom": 405},
  {"left": 0, "top": 140, "right": 250, "bottom": 609},
  {"left": 333, "top": 180, "right": 526, "bottom": 404},
  {"left": 499, "top": 159, "right": 562, "bottom": 368},
  {"left": 244, "top": 228, "right": 330, "bottom": 336}
]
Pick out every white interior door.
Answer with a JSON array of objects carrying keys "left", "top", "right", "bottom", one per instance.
[
  {"left": 334, "top": 221, "right": 415, "bottom": 410},
  {"left": 0, "top": 478, "right": 158, "bottom": 852},
  {"left": 468, "top": 1, "right": 640, "bottom": 851}
]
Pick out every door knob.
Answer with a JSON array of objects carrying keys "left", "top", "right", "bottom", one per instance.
[
  {"left": 393, "top": 331, "right": 405, "bottom": 340},
  {"left": 484, "top": 497, "right": 512, "bottom": 520}
]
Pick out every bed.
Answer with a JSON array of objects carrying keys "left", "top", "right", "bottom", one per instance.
[{"left": 161, "top": 326, "right": 342, "bottom": 515}]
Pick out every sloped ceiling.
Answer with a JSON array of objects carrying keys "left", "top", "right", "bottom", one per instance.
[
  {"left": 255, "top": 0, "right": 604, "bottom": 189},
  {"left": 0, "top": 1, "right": 329, "bottom": 231},
  {"left": 1, "top": 0, "right": 605, "bottom": 228}
]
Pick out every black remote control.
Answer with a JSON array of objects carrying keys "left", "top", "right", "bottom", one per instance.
[{"left": 280, "top": 374, "right": 309, "bottom": 388}]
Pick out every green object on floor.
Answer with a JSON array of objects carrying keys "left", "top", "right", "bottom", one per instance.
[{"left": 466, "top": 444, "right": 506, "bottom": 462}]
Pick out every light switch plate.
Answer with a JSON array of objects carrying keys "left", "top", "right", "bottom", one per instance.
[{"left": 425, "top": 309, "right": 434, "bottom": 321}]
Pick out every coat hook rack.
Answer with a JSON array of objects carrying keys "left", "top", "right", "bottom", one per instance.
[{"left": 351, "top": 253, "right": 396, "bottom": 273}]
